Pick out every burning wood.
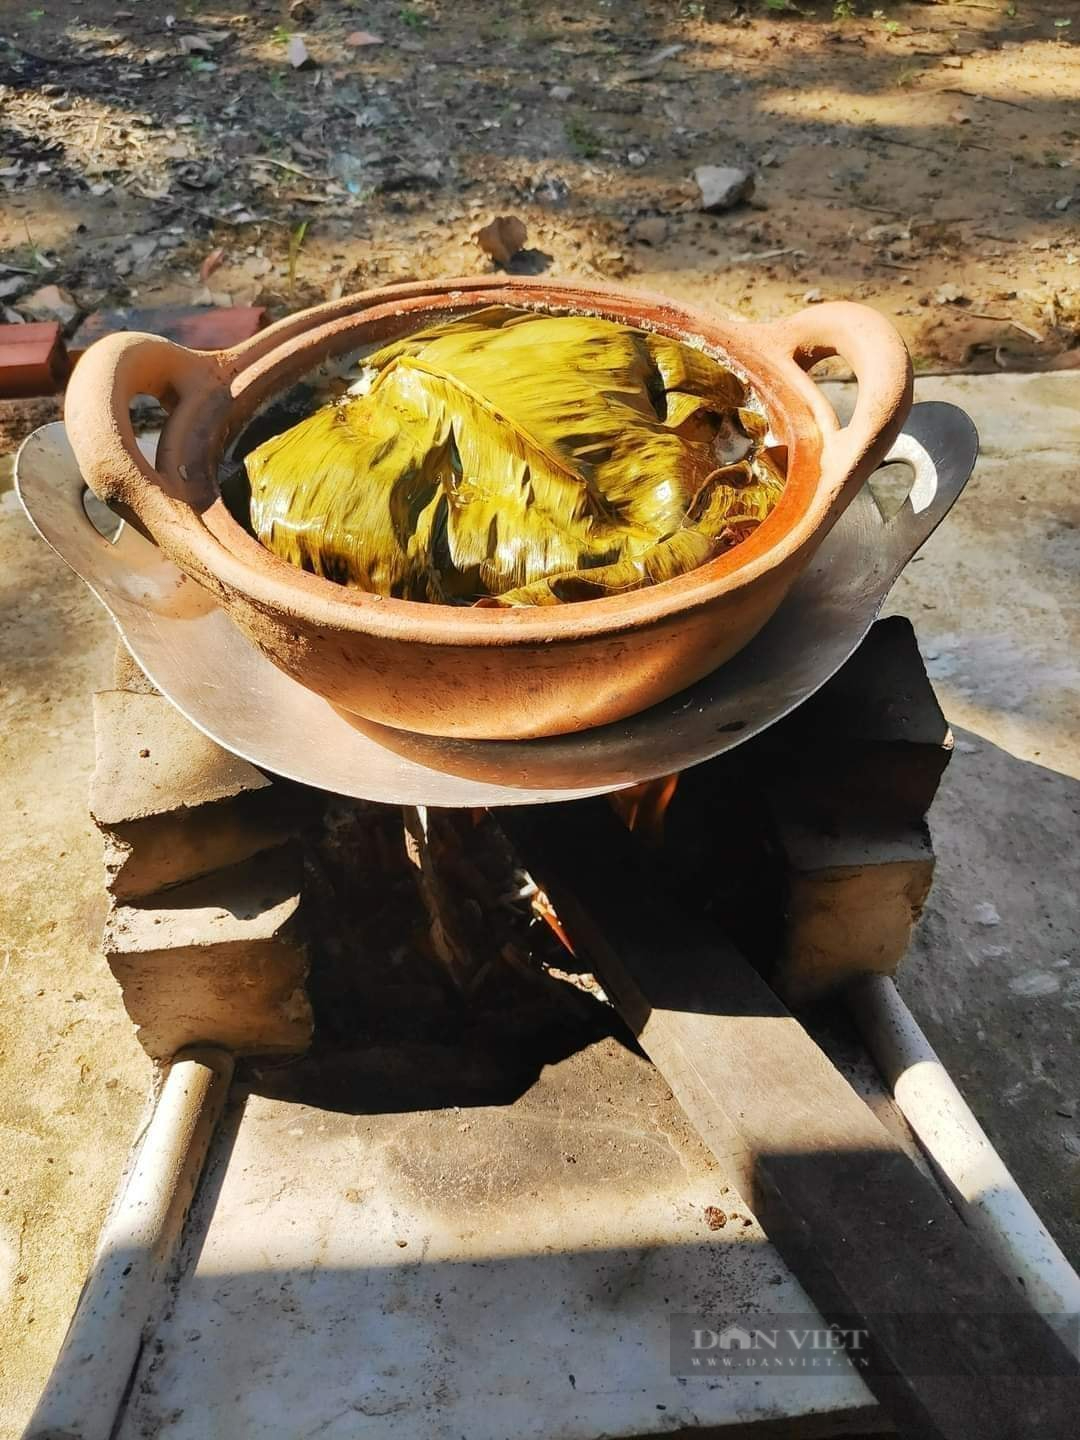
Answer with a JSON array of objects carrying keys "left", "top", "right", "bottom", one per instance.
[
  {"left": 398, "top": 803, "right": 604, "bottom": 1011},
  {"left": 403, "top": 804, "right": 485, "bottom": 993}
]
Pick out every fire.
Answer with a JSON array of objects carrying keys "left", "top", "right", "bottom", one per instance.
[
  {"left": 530, "top": 883, "right": 575, "bottom": 956},
  {"left": 528, "top": 773, "right": 680, "bottom": 963},
  {"left": 608, "top": 772, "right": 680, "bottom": 847}
]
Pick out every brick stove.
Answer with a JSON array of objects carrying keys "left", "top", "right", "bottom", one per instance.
[
  {"left": 23, "top": 621, "right": 1079, "bottom": 1440},
  {"left": 16, "top": 410, "right": 1079, "bottom": 1440},
  {"left": 89, "top": 617, "right": 943, "bottom": 1065}
]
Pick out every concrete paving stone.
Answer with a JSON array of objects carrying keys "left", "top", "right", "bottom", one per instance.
[
  {"left": 90, "top": 689, "right": 272, "bottom": 826},
  {"left": 112, "top": 640, "right": 159, "bottom": 695},
  {"left": 775, "top": 818, "right": 935, "bottom": 1002},
  {"left": 102, "top": 844, "right": 312, "bottom": 1061}
]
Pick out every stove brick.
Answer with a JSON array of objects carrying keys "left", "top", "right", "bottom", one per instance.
[
  {"left": 91, "top": 689, "right": 310, "bottom": 898},
  {"left": 112, "top": 642, "right": 159, "bottom": 695},
  {"left": 764, "top": 616, "right": 952, "bottom": 828},
  {"left": 102, "top": 844, "right": 312, "bottom": 1061},
  {"left": 772, "top": 817, "right": 935, "bottom": 1004},
  {"left": 92, "top": 689, "right": 273, "bottom": 825},
  {"left": 99, "top": 799, "right": 304, "bottom": 902}
]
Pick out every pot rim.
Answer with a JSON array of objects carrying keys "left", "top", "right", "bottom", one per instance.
[{"left": 68, "top": 277, "right": 912, "bottom": 646}]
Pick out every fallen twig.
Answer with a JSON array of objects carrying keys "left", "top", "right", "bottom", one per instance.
[
  {"left": 729, "top": 246, "right": 805, "bottom": 262},
  {"left": 943, "top": 88, "right": 1033, "bottom": 111},
  {"left": 245, "top": 157, "right": 328, "bottom": 181},
  {"left": 965, "top": 313, "right": 1045, "bottom": 343}
]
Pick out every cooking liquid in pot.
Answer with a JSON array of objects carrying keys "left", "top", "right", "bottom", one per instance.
[{"left": 222, "top": 306, "right": 787, "bottom": 607}]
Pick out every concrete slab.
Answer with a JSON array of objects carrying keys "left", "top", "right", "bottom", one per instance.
[
  {"left": 115, "top": 1038, "right": 885, "bottom": 1440},
  {"left": 829, "top": 371, "right": 1080, "bottom": 778},
  {"left": 898, "top": 736, "right": 1080, "bottom": 1271}
]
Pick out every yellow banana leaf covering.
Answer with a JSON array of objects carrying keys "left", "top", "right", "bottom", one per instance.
[{"left": 245, "top": 306, "right": 786, "bottom": 606}]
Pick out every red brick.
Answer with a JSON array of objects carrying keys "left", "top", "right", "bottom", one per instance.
[
  {"left": 70, "top": 304, "right": 267, "bottom": 360},
  {"left": 0, "top": 321, "right": 70, "bottom": 397}
]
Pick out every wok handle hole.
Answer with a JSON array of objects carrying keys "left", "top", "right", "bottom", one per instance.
[
  {"left": 128, "top": 392, "right": 170, "bottom": 429},
  {"left": 82, "top": 487, "right": 125, "bottom": 544},
  {"left": 805, "top": 355, "right": 854, "bottom": 383},
  {"left": 867, "top": 458, "right": 916, "bottom": 521}
]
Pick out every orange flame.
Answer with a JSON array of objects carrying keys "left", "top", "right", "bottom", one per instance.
[
  {"left": 608, "top": 772, "right": 680, "bottom": 847},
  {"left": 531, "top": 884, "right": 575, "bottom": 956}
]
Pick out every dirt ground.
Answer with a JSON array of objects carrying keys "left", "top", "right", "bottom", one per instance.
[
  {"left": 0, "top": 494, "right": 150, "bottom": 1440},
  {"left": 0, "top": 0, "right": 1079, "bottom": 405},
  {"left": 1, "top": 2, "right": 1079, "bottom": 1436}
]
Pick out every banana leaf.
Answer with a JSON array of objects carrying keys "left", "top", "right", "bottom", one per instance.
[{"left": 245, "top": 306, "right": 785, "bottom": 606}]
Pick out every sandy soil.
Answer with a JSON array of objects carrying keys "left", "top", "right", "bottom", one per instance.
[
  {"left": 0, "top": 495, "right": 151, "bottom": 1440},
  {"left": 0, "top": 0, "right": 1078, "bottom": 391}
]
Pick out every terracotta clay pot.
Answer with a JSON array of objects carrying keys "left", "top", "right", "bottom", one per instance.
[{"left": 65, "top": 278, "right": 912, "bottom": 739}]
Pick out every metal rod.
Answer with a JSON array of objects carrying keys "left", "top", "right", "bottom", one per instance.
[
  {"left": 849, "top": 974, "right": 1080, "bottom": 1347},
  {"left": 24, "top": 1047, "right": 234, "bottom": 1440}
]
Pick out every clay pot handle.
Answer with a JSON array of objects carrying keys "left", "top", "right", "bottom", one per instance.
[
  {"left": 65, "top": 331, "right": 226, "bottom": 513},
  {"left": 755, "top": 301, "right": 914, "bottom": 517}
]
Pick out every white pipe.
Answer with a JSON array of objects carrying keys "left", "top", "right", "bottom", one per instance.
[
  {"left": 24, "top": 1047, "right": 234, "bottom": 1440},
  {"left": 849, "top": 974, "right": 1080, "bottom": 1348}
]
